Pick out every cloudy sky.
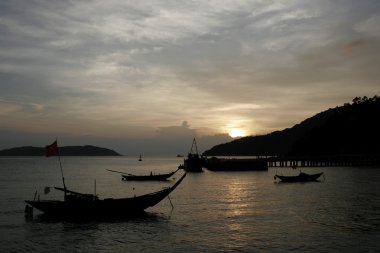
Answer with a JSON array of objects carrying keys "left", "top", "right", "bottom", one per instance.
[{"left": 1, "top": 0, "right": 379, "bottom": 155}]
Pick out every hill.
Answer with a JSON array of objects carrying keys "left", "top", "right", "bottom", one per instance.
[
  {"left": 203, "top": 96, "right": 380, "bottom": 157},
  {"left": 0, "top": 145, "right": 122, "bottom": 156}
]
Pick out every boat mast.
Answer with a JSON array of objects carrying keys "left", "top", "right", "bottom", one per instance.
[
  {"left": 56, "top": 143, "right": 67, "bottom": 193},
  {"left": 190, "top": 138, "right": 199, "bottom": 155}
]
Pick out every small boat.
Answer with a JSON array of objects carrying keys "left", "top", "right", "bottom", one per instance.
[
  {"left": 25, "top": 173, "right": 186, "bottom": 218},
  {"left": 138, "top": 154, "right": 142, "bottom": 161},
  {"left": 274, "top": 172, "right": 324, "bottom": 182},
  {"left": 107, "top": 168, "right": 180, "bottom": 181},
  {"left": 183, "top": 138, "right": 204, "bottom": 172}
]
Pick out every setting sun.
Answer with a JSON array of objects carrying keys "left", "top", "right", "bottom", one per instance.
[{"left": 229, "top": 128, "right": 246, "bottom": 138}]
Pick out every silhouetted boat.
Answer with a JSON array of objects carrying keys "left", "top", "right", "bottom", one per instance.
[
  {"left": 183, "top": 138, "right": 204, "bottom": 172},
  {"left": 204, "top": 157, "right": 268, "bottom": 171},
  {"left": 25, "top": 173, "right": 186, "bottom": 218},
  {"left": 107, "top": 168, "right": 180, "bottom": 181},
  {"left": 274, "top": 172, "right": 324, "bottom": 182},
  {"left": 25, "top": 140, "right": 187, "bottom": 218}
]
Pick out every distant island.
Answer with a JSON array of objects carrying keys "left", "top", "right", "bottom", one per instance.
[
  {"left": 203, "top": 95, "right": 380, "bottom": 157},
  {"left": 0, "top": 145, "right": 122, "bottom": 156}
]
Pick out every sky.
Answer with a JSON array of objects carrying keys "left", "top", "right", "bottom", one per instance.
[{"left": 0, "top": 0, "right": 379, "bottom": 155}]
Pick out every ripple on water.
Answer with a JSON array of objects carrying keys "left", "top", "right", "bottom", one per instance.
[{"left": 1, "top": 158, "right": 380, "bottom": 252}]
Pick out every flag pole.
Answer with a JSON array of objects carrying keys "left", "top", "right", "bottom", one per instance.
[{"left": 56, "top": 140, "right": 67, "bottom": 194}]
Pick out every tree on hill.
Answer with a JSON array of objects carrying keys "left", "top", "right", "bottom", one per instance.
[
  {"left": 290, "top": 96, "right": 380, "bottom": 156},
  {"left": 203, "top": 96, "right": 380, "bottom": 157}
]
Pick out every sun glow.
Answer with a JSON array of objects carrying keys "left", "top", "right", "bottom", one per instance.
[{"left": 229, "top": 128, "right": 246, "bottom": 138}]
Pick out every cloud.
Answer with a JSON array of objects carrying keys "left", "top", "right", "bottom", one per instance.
[
  {"left": 354, "top": 15, "right": 380, "bottom": 38},
  {"left": 0, "top": 1, "right": 380, "bottom": 154},
  {"left": 0, "top": 121, "right": 232, "bottom": 156},
  {"left": 155, "top": 121, "right": 194, "bottom": 139}
]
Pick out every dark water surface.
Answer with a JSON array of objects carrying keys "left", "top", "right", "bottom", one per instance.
[{"left": 1, "top": 157, "right": 379, "bottom": 252}]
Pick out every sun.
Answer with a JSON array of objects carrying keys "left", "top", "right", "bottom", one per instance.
[{"left": 229, "top": 128, "right": 246, "bottom": 138}]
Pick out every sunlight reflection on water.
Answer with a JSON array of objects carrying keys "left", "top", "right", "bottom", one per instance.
[{"left": 0, "top": 157, "right": 379, "bottom": 252}]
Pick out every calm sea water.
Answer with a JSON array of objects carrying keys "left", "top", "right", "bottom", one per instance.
[{"left": 0, "top": 156, "right": 379, "bottom": 252}]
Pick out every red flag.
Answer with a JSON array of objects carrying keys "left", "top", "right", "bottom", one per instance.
[{"left": 46, "top": 140, "right": 59, "bottom": 157}]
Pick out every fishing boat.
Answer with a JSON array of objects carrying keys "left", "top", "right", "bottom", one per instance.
[
  {"left": 107, "top": 168, "right": 180, "bottom": 181},
  {"left": 183, "top": 138, "right": 204, "bottom": 172},
  {"left": 274, "top": 172, "right": 324, "bottom": 182},
  {"left": 25, "top": 172, "right": 186, "bottom": 218},
  {"left": 24, "top": 140, "right": 187, "bottom": 218}
]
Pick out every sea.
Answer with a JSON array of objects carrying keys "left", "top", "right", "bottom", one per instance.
[{"left": 0, "top": 156, "right": 379, "bottom": 252}]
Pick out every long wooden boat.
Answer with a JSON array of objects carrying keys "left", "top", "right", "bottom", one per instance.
[
  {"left": 274, "top": 172, "right": 324, "bottom": 182},
  {"left": 25, "top": 173, "right": 186, "bottom": 218},
  {"left": 107, "top": 168, "right": 180, "bottom": 181}
]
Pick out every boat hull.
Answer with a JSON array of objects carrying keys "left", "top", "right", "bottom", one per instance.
[
  {"left": 183, "top": 154, "right": 204, "bottom": 172},
  {"left": 275, "top": 172, "right": 323, "bottom": 182},
  {"left": 121, "top": 170, "right": 177, "bottom": 181},
  {"left": 26, "top": 173, "right": 186, "bottom": 218},
  {"left": 204, "top": 158, "right": 268, "bottom": 171}
]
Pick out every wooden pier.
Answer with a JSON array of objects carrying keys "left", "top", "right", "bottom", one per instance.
[{"left": 265, "top": 155, "right": 380, "bottom": 167}]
